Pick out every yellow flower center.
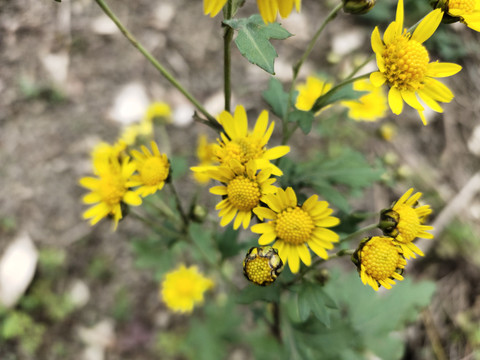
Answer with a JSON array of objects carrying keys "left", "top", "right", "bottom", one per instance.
[
  {"left": 99, "top": 174, "right": 126, "bottom": 206},
  {"left": 226, "top": 176, "right": 261, "bottom": 211},
  {"left": 395, "top": 205, "right": 421, "bottom": 243},
  {"left": 275, "top": 207, "right": 314, "bottom": 245},
  {"left": 361, "top": 237, "right": 401, "bottom": 281},
  {"left": 219, "top": 138, "right": 264, "bottom": 164},
  {"left": 139, "top": 157, "right": 168, "bottom": 186},
  {"left": 244, "top": 257, "right": 275, "bottom": 285},
  {"left": 175, "top": 278, "right": 196, "bottom": 298},
  {"left": 382, "top": 34, "right": 429, "bottom": 91},
  {"left": 448, "top": 0, "right": 475, "bottom": 13}
]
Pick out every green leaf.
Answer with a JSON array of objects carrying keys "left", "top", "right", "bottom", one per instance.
[
  {"left": 237, "top": 283, "right": 282, "bottom": 304},
  {"left": 296, "top": 282, "right": 336, "bottom": 327},
  {"left": 188, "top": 223, "right": 219, "bottom": 264},
  {"left": 169, "top": 155, "right": 188, "bottom": 180},
  {"left": 262, "top": 77, "right": 289, "bottom": 118},
  {"left": 288, "top": 110, "right": 315, "bottom": 135},
  {"left": 311, "top": 83, "right": 366, "bottom": 113},
  {"left": 215, "top": 225, "right": 244, "bottom": 260},
  {"left": 224, "top": 15, "right": 292, "bottom": 74}
]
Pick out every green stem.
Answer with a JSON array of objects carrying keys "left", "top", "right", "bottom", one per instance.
[
  {"left": 344, "top": 54, "right": 375, "bottom": 81},
  {"left": 94, "top": 0, "right": 216, "bottom": 126},
  {"left": 130, "top": 210, "right": 179, "bottom": 237},
  {"left": 168, "top": 182, "right": 189, "bottom": 228},
  {"left": 339, "top": 223, "right": 379, "bottom": 244},
  {"left": 224, "top": 0, "right": 234, "bottom": 112}
]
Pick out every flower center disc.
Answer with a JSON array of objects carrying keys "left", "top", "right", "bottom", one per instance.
[
  {"left": 220, "top": 138, "right": 263, "bottom": 164},
  {"left": 449, "top": 0, "right": 475, "bottom": 13},
  {"left": 383, "top": 35, "right": 429, "bottom": 91},
  {"left": 361, "top": 238, "right": 400, "bottom": 281},
  {"left": 226, "top": 176, "right": 261, "bottom": 211},
  {"left": 140, "top": 157, "right": 168, "bottom": 186},
  {"left": 395, "top": 205, "right": 421, "bottom": 243},
  {"left": 245, "top": 257, "right": 274, "bottom": 285},
  {"left": 275, "top": 207, "right": 314, "bottom": 245},
  {"left": 99, "top": 174, "right": 126, "bottom": 205}
]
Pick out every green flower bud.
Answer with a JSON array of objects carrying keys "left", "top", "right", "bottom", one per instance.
[
  {"left": 243, "top": 246, "right": 284, "bottom": 286},
  {"left": 342, "top": 0, "right": 376, "bottom": 14}
]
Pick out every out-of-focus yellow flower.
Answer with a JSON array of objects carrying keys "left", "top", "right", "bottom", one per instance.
[
  {"left": 204, "top": 0, "right": 227, "bottom": 17},
  {"left": 370, "top": 0, "right": 462, "bottom": 124},
  {"left": 433, "top": 0, "right": 480, "bottom": 31},
  {"left": 295, "top": 76, "right": 333, "bottom": 112},
  {"left": 144, "top": 102, "right": 171, "bottom": 124},
  {"left": 257, "top": 0, "right": 301, "bottom": 23},
  {"left": 341, "top": 79, "right": 387, "bottom": 122},
  {"left": 193, "top": 134, "right": 217, "bottom": 185},
  {"left": 161, "top": 265, "right": 214, "bottom": 314}
]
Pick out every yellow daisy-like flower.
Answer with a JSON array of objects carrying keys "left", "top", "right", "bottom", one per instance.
[
  {"left": 257, "top": 0, "right": 302, "bottom": 23},
  {"left": 144, "top": 101, "right": 171, "bottom": 124},
  {"left": 160, "top": 265, "right": 214, "bottom": 314},
  {"left": 129, "top": 141, "right": 170, "bottom": 198},
  {"left": 193, "top": 134, "right": 217, "bottom": 185},
  {"left": 379, "top": 188, "right": 434, "bottom": 259},
  {"left": 352, "top": 236, "right": 406, "bottom": 291},
  {"left": 80, "top": 154, "right": 142, "bottom": 230},
  {"left": 251, "top": 187, "right": 340, "bottom": 273},
  {"left": 119, "top": 121, "right": 153, "bottom": 146},
  {"left": 341, "top": 79, "right": 388, "bottom": 122},
  {"left": 209, "top": 160, "right": 277, "bottom": 230},
  {"left": 295, "top": 76, "right": 333, "bottom": 112},
  {"left": 192, "top": 105, "right": 290, "bottom": 177},
  {"left": 91, "top": 141, "right": 127, "bottom": 173},
  {"left": 370, "top": 0, "right": 462, "bottom": 125},
  {"left": 204, "top": 0, "right": 227, "bottom": 17},
  {"left": 435, "top": 0, "right": 480, "bottom": 31}
]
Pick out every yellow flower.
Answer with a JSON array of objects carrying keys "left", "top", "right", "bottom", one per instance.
[
  {"left": 160, "top": 265, "right": 214, "bottom": 314},
  {"left": 295, "top": 76, "right": 333, "bottom": 112},
  {"left": 80, "top": 154, "right": 142, "bottom": 230},
  {"left": 251, "top": 187, "right": 340, "bottom": 273},
  {"left": 243, "top": 246, "right": 284, "bottom": 286},
  {"left": 437, "top": 0, "right": 480, "bottom": 32},
  {"left": 91, "top": 141, "right": 127, "bottom": 173},
  {"left": 204, "top": 0, "right": 227, "bottom": 17},
  {"left": 379, "top": 188, "right": 434, "bottom": 259},
  {"left": 192, "top": 105, "right": 290, "bottom": 177},
  {"left": 341, "top": 79, "right": 388, "bottom": 122},
  {"left": 193, "top": 134, "right": 217, "bottom": 185},
  {"left": 209, "top": 160, "right": 277, "bottom": 230},
  {"left": 129, "top": 141, "right": 170, "bottom": 197},
  {"left": 119, "top": 121, "right": 153, "bottom": 146},
  {"left": 144, "top": 101, "right": 171, "bottom": 124},
  {"left": 257, "top": 0, "right": 302, "bottom": 23},
  {"left": 370, "top": 0, "right": 462, "bottom": 125},
  {"left": 352, "top": 236, "right": 406, "bottom": 291}
]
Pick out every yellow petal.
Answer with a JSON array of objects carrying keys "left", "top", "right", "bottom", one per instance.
[
  {"left": 253, "top": 110, "right": 269, "bottom": 136},
  {"left": 257, "top": 0, "right": 278, "bottom": 23},
  {"left": 423, "top": 78, "right": 454, "bottom": 102},
  {"left": 234, "top": 105, "right": 248, "bottom": 138},
  {"left": 371, "top": 27, "right": 384, "bottom": 54},
  {"left": 426, "top": 62, "right": 462, "bottom": 78},
  {"left": 263, "top": 146, "right": 290, "bottom": 160},
  {"left": 411, "top": 9, "right": 443, "bottom": 43},
  {"left": 401, "top": 90, "right": 424, "bottom": 111},
  {"left": 395, "top": 0, "right": 404, "bottom": 35},
  {"left": 124, "top": 191, "right": 142, "bottom": 206},
  {"left": 418, "top": 90, "right": 444, "bottom": 113},
  {"left": 297, "top": 244, "right": 312, "bottom": 266},
  {"left": 370, "top": 72, "right": 386, "bottom": 87},
  {"left": 388, "top": 87, "right": 403, "bottom": 114}
]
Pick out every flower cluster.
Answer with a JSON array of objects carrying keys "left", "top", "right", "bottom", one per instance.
[
  {"left": 352, "top": 188, "right": 434, "bottom": 291},
  {"left": 80, "top": 103, "right": 171, "bottom": 230}
]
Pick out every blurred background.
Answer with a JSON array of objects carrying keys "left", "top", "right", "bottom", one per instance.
[{"left": 0, "top": 0, "right": 480, "bottom": 359}]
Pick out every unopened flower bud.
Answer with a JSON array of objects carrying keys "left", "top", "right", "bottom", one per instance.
[
  {"left": 342, "top": 0, "right": 376, "bottom": 14},
  {"left": 243, "top": 246, "right": 284, "bottom": 286}
]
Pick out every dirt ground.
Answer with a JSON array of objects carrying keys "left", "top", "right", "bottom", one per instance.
[{"left": 1, "top": 0, "right": 480, "bottom": 359}]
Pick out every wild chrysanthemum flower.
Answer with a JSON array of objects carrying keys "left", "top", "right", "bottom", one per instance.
[
  {"left": 379, "top": 188, "right": 434, "bottom": 259},
  {"left": 352, "top": 236, "right": 406, "bottom": 291},
  {"left": 120, "top": 121, "right": 153, "bottom": 146},
  {"left": 295, "top": 76, "right": 333, "bottom": 112},
  {"left": 91, "top": 141, "right": 127, "bottom": 172},
  {"left": 193, "top": 134, "right": 216, "bottom": 185},
  {"left": 144, "top": 101, "right": 171, "bottom": 124},
  {"left": 209, "top": 160, "right": 277, "bottom": 229},
  {"left": 257, "top": 0, "right": 301, "bottom": 23},
  {"left": 192, "top": 105, "right": 289, "bottom": 177},
  {"left": 251, "top": 187, "right": 340, "bottom": 273},
  {"left": 80, "top": 154, "right": 142, "bottom": 230},
  {"left": 160, "top": 265, "right": 214, "bottom": 314},
  {"left": 243, "top": 246, "right": 284, "bottom": 286},
  {"left": 204, "top": 0, "right": 227, "bottom": 17},
  {"left": 370, "top": 0, "right": 462, "bottom": 125},
  {"left": 434, "top": 0, "right": 480, "bottom": 31},
  {"left": 129, "top": 141, "right": 170, "bottom": 197},
  {"left": 341, "top": 79, "right": 388, "bottom": 122}
]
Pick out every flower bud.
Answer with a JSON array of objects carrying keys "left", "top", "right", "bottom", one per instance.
[
  {"left": 342, "top": 0, "right": 376, "bottom": 14},
  {"left": 243, "top": 246, "right": 284, "bottom": 286}
]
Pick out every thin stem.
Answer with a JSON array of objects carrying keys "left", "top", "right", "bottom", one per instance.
[
  {"left": 339, "top": 223, "right": 379, "bottom": 244},
  {"left": 292, "top": 2, "right": 343, "bottom": 80},
  {"left": 168, "top": 182, "right": 189, "bottom": 228},
  {"left": 224, "top": 0, "right": 234, "bottom": 112},
  {"left": 130, "top": 210, "right": 179, "bottom": 237},
  {"left": 344, "top": 54, "right": 375, "bottom": 81},
  {"left": 94, "top": 0, "right": 216, "bottom": 126}
]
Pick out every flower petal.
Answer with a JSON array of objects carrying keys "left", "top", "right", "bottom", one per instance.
[
  {"left": 411, "top": 9, "right": 443, "bottom": 44},
  {"left": 426, "top": 62, "right": 462, "bottom": 78},
  {"left": 370, "top": 72, "right": 386, "bottom": 87},
  {"left": 388, "top": 87, "right": 403, "bottom": 114}
]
